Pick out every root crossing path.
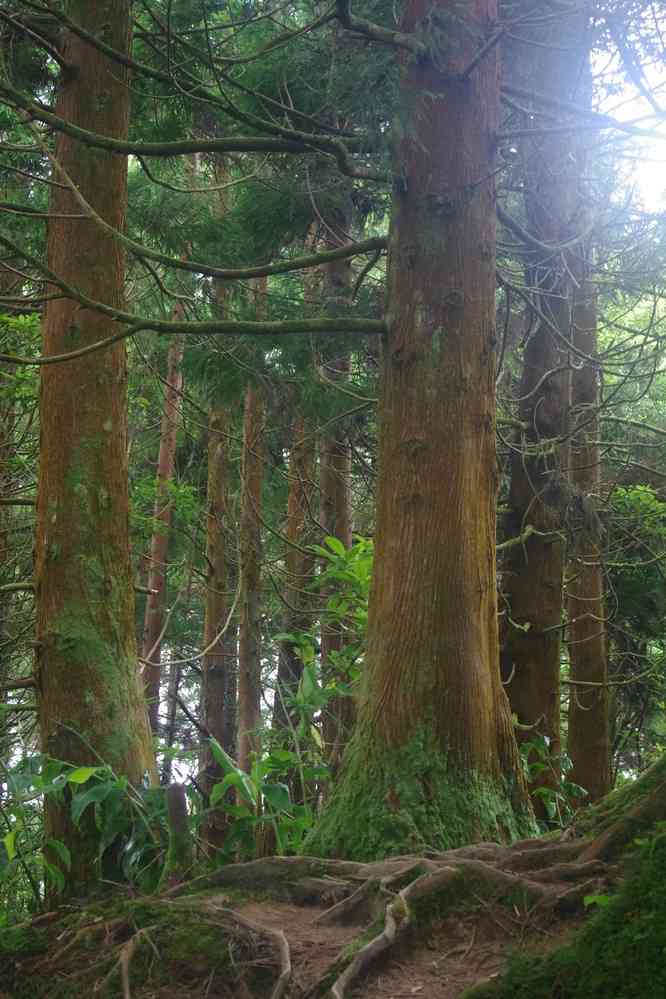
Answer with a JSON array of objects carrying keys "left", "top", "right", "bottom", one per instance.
[{"left": 170, "top": 836, "right": 613, "bottom": 999}]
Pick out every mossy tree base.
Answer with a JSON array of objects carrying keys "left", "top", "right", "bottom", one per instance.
[{"left": 307, "top": 728, "right": 536, "bottom": 861}]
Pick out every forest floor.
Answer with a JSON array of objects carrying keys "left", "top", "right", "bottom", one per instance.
[{"left": 4, "top": 833, "right": 617, "bottom": 999}]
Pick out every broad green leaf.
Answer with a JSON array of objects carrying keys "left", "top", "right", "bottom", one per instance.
[
  {"left": 208, "top": 738, "right": 237, "bottom": 775},
  {"left": 2, "top": 831, "right": 16, "bottom": 861},
  {"left": 71, "top": 782, "right": 114, "bottom": 824},
  {"left": 324, "top": 536, "right": 346, "bottom": 557},
  {"left": 67, "top": 767, "right": 99, "bottom": 785},
  {"left": 43, "top": 861, "right": 65, "bottom": 893},
  {"left": 47, "top": 839, "right": 71, "bottom": 871},
  {"left": 261, "top": 782, "right": 291, "bottom": 814}
]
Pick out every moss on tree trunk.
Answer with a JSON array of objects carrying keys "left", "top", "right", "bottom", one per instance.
[
  {"left": 309, "top": 0, "right": 535, "bottom": 858},
  {"left": 34, "top": 0, "right": 155, "bottom": 895}
]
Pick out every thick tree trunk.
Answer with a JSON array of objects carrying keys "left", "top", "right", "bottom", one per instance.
[
  {"left": 34, "top": 0, "right": 154, "bottom": 894},
  {"left": 567, "top": 260, "right": 610, "bottom": 801},
  {"left": 142, "top": 331, "right": 185, "bottom": 734},
  {"left": 310, "top": 0, "right": 534, "bottom": 861},
  {"left": 501, "top": 7, "right": 587, "bottom": 808}
]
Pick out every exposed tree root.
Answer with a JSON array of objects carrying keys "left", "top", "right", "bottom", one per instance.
[
  {"left": 306, "top": 847, "right": 611, "bottom": 997},
  {"left": 315, "top": 877, "right": 383, "bottom": 926},
  {"left": 96, "top": 926, "right": 157, "bottom": 999}
]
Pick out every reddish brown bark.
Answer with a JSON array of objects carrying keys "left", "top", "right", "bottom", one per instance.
[
  {"left": 142, "top": 331, "right": 184, "bottom": 733},
  {"left": 567, "top": 260, "right": 611, "bottom": 801},
  {"left": 237, "top": 383, "right": 265, "bottom": 775},
  {"left": 34, "top": 0, "right": 154, "bottom": 892},
  {"left": 319, "top": 364, "right": 354, "bottom": 771},
  {"left": 311, "top": 0, "right": 533, "bottom": 859},
  {"left": 274, "top": 417, "right": 315, "bottom": 734},
  {"left": 501, "top": 9, "right": 588, "bottom": 808},
  {"left": 199, "top": 404, "right": 232, "bottom": 847},
  {"left": 237, "top": 277, "right": 267, "bottom": 775}
]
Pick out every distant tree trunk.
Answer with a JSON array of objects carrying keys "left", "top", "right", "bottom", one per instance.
[
  {"left": 274, "top": 417, "right": 315, "bottom": 734},
  {"left": 501, "top": 8, "right": 587, "bottom": 810},
  {"left": 319, "top": 185, "right": 355, "bottom": 771},
  {"left": 142, "top": 330, "right": 184, "bottom": 734},
  {"left": 310, "top": 0, "right": 534, "bottom": 861},
  {"left": 567, "top": 256, "right": 610, "bottom": 801},
  {"left": 160, "top": 656, "right": 181, "bottom": 785},
  {"left": 237, "top": 278, "right": 266, "bottom": 774},
  {"left": 319, "top": 365, "right": 354, "bottom": 773},
  {"left": 34, "top": 0, "right": 154, "bottom": 894},
  {"left": 199, "top": 404, "right": 232, "bottom": 847}
]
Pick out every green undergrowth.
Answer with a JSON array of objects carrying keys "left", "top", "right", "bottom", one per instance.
[
  {"left": 307, "top": 727, "right": 536, "bottom": 860},
  {"left": 463, "top": 828, "right": 666, "bottom": 999}
]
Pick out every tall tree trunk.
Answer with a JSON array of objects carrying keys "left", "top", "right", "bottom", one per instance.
[
  {"left": 319, "top": 365, "right": 354, "bottom": 772},
  {"left": 318, "top": 167, "right": 355, "bottom": 770},
  {"left": 142, "top": 331, "right": 185, "bottom": 734},
  {"left": 237, "top": 278, "right": 266, "bottom": 774},
  {"left": 310, "top": 0, "right": 534, "bottom": 861},
  {"left": 567, "top": 257, "right": 610, "bottom": 801},
  {"left": 274, "top": 416, "right": 315, "bottom": 735},
  {"left": 199, "top": 404, "right": 232, "bottom": 847},
  {"left": 34, "top": 0, "right": 154, "bottom": 894},
  {"left": 501, "top": 6, "right": 587, "bottom": 809}
]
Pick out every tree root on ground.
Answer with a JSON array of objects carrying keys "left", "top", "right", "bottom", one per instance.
[
  {"left": 95, "top": 925, "right": 158, "bottom": 999},
  {"left": 304, "top": 846, "right": 611, "bottom": 998}
]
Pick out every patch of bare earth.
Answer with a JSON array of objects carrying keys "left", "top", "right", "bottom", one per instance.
[{"left": 14, "top": 834, "right": 617, "bottom": 999}]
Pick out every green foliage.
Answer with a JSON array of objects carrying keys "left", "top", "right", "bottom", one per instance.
[
  {"left": 207, "top": 738, "right": 315, "bottom": 859},
  {"left": 0, "top": 755, "right": 177, "bottom": 912},
  {"left": 519, "top": 736, "right": 587, "bottom": 830}
]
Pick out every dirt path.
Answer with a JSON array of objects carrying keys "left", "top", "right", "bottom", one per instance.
[{"left": 14, "top": 836, "right": 614, "bottom": 999}]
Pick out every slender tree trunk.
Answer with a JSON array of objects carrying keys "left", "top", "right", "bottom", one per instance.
[
  {"left": 142, "top": 331, "right": 184, "bottom": 734},
  {"left": 310, "top": 0, "right": 534, "bottom": 861},
  {"left": 567, "top": 257, "right": 610, "bottom": 801},
  {"left": 274, "top": 416, "right": 315, "bottom": 733},
  {"left": 237, "top": 278, "right": 266, "bottom": 774},
  {"left": 319, "top": 366, "right": 354, "bottom": 772},
  {"left": 318, "top": 174, "right": 356, "bottom": 770},
  {"left": 199, "top": 404, "right": 232, "bottom": 847},
  {"left": 34, "top": 0, "right": 154, "bottom": 894},
  {"left": 501, "top": 7, "right": 587, "bottom": 809},
  {"left": 160, "top": 656, "right": 181, "bottom": 785}
]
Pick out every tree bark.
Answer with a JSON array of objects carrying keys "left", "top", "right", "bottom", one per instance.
[
  {"left": 310, "top": 0, "right": 534, "bottom": 861},
  {"left": 142, "top": 331, "right": 185, "bottom": 734},
  {"left": 501, "top": 6, "right": 588, "bottom": 809},
  {"left": 274, "top": 417, "right": 315, "bottom": 735},
  {"left": 160, "top": 655, "right": 181, "bottom": 786},
  {"left": 199, "top": 404, "right": 232, "bottom": 847},
  {"left": 567, "top": 258, "right": 610, "bottom": 801},
  {"left": 237, "top": 280, "right": 266, "bottom": 774},
  {"left": 34, "top": 0, "right": 154, "bottom": 894},
  {"left": 319, "top": 369, "right": 354, "bottom": 772}
]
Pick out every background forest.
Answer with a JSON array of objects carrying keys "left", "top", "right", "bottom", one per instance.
[{"left": 3, "top": 1, "right": 666, "bottom": 996}]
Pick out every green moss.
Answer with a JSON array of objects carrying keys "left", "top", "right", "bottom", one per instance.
[
  {"left": 0, "top": 924, "right": 48, "bottom": 958},
  {"left": 575, "top": 756, "right": 666, "bottom": 839},
  {"left": 307, "top": 727, "right": 536, "bottom": 861},
  {"left": 462, "top": 830, "right": 666, "bottom": 999}
]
